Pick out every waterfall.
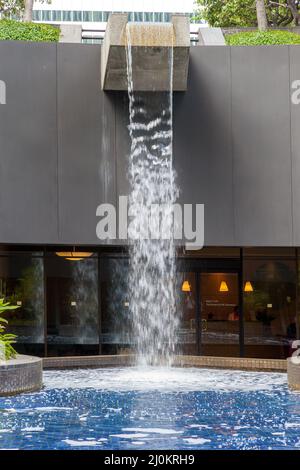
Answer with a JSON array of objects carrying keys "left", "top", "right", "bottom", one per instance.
[{"left": 125, "top": 23, "right": 179, "bottom": 366}]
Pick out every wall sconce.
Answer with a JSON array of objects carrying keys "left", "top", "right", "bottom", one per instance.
[
  {"left": 182, "top": 280, "right": 191, "bottom": 292},
  {"left": 219, "top": 281, "right": 229, "bottom": 292},
  {"left": 244, "top": 281, "right": 254, "bottom": 292}
]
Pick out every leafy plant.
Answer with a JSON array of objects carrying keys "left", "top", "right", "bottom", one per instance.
[
  {"left": 0, "top": 19, "right": 59, "bottom": 42},
  {"left": 226, "top": 30, "right": 300, "bottom": 45},
  {"left": 0, "top": 299, "right": 19, "bottom": 360}
]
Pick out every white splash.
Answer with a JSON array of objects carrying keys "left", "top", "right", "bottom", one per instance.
[
  {"left": 43, "top": 367, "right": 287, "bottom": 393},
  {"left": 125, "top": 23, "right": 179, "bottom": 367}
]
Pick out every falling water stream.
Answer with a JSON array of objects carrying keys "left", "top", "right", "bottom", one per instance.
[{"left": 125, "top": 23, "right": 179, "bottom": 366}]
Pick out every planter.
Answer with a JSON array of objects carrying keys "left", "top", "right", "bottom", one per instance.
[
  {"left": 287, "top": 357, "right": 300, "bottom": 391},
  {"left": 0, "top": 354, "right": 42, "bottom": 396}
]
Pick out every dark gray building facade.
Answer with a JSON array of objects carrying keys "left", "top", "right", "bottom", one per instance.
[{"left": 0, "top": 42, "right": 299, "bottom": 358}]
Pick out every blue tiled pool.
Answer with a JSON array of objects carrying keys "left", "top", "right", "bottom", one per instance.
[{"left": 0, "top": 367, "right": 299, "bottom": 450}]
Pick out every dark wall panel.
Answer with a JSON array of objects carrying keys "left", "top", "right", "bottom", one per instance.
[
  {"left": 57, "top": 44, "right": 116, "bottom": 244},
  {"left": 0, "top": 42, "right": 58, "bottom": 243},
  {"left": 0, "top": 42, "right": 297, "bottom": 247},
  {"left": 231, "top": 46, "right": 292, "bottom": 246},
  {"left": 290, "top": 46, "right": 300, "bottom": 245},
  {"left": 174, "top": 46, "right": 234, "bottom": 246}
]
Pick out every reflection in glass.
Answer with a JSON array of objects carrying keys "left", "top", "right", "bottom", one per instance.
[
  {"left": 0, "top": 254, "right": 44, "bottom": 355},
  {"left": 177, "top": 272, "right": 196, "bottom": 354},
  {"left": 46, "top": 255, "right": 99, "bottom": 356},
  {"left": 201, "top": 273, "right": 239, "bottom": 357},
  {"left": 244, "top": 257, "right": 297, "bottom": 358},
  {"left": 101, "top": 258, "right": 132, "bottom": 354}
]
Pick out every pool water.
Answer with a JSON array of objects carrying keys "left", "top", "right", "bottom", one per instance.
[{"left": 0, "top": 367, "right": 300, "bottom": 450}]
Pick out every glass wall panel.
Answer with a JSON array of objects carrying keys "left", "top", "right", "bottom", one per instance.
[
  {"left": 62, "top": 11, "right": 72, "bottom": 22},
  {"left": 100, "top": 257, "right": 132, "bottom": 354},
  {"left": 144, "top": 12, "right": 154, "bottom": 22},
  {"left": 0, "top": 252, "right": 45, "bottom": 356},
  {"left": 83, "top": 11, "right": 93, "bottom": 22},
  {"left": 243, "top": 250, "right": 297, "bottom": 358},
  {"left": 201, "top": 272, "right": 240, "bottom": 357},
  {"left": 52, "top": 11, "right": 62, "bottom": 22},
  {"left": 45, "top": 253, "right": 99, "bottom": 356},
  {"left": 177, "top": 272, "right": 197, "bottom": 355},
  {"left": 42, "top": 10, "right": 52, "bottom": 21},
  {"left": 73, "top": 11, "right": 82, "bottom": 22},
  {"left": 32, "top": 10, "right": 41, "bottom": 21},
  {"left": 134, "top": 12, "right": 143, "bottom": 22}
]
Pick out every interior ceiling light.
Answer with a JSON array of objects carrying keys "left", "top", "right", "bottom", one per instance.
[
  {"left": 55, "top": 251, "right": 93, "bottom": 261},
  {"left": 219, "top": 281, "right": 229, "bottom": 292},
  {"left": 244, "top": 281, "right": 254, "bottom": 292},
  {"left": 182, "top": 280, "right": 191, "bottom": 292}
]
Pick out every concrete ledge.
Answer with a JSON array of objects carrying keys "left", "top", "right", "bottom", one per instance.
[
  {"left": 287, "top": 357, "right": 300, "bottom": 391},
  {"left": 59, "top": 24, "right": 82, "bottom": 43},
  {"left": 43, "top": 354, "right": 286, "bottom": 372},
  {"left": 173, "top": 355, "right": 287, "bottom": 372},
  {"left": 198, "top": 27, "right": 226, "bottom": 46},
  {"left": 0, "top": 355, "right": 43, "bottom": 396},
  {"left": 101, "top": 13, "right": 190, "bottom": 91}
]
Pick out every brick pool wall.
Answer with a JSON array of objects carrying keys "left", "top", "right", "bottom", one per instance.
[{"left": 0, "top": 355, "right": 43, "bottom": 396}]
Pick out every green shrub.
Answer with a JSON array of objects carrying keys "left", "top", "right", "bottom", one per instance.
[
  {"left": 226, "top": 30, "right": 300, "bottom": 46},
  {"left": 0, "top": 19, "right": 59, "bottom": 42},
  {"left": 0, "top": 299, "right": 20, "bottom": 360}
]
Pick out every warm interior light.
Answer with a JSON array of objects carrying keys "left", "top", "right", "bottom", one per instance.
[
  {"left": 244, "top": 281, "right": 254, "bottom": 292},
  {"left": 219, "top": 281, "right": 229, "bottom": 292},
  {"left": 182, "top": 280, "right": 191, "bottom": 292},
  {"left": 56, "top": 251, "right": 93, "bottom": 261}
]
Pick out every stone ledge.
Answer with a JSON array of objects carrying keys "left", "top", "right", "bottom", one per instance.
[
  {"left": 0, "top": 355, "right": 43, "bottom": 397},
  {"left": 43, "top": 354, "right": 286, "bottom": 372},
  {"left": 287, "top": 357, "right": 300, "bottom": 391},
  {"left": 173, "top": 355, "right": 287, "bottom": 372},
  {"left": 43, "top": 354, "right": 136, "bottom": 370}
]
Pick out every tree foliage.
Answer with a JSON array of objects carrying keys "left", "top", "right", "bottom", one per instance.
[
  {"left": 196, "top": 0, "right": 300, "bottom": 27},
  {"left": 0, "top": 0, "right": 51, "bottom": 20},
  {"left": 0, "top": 1, "right": 24, "bottom": 18}
]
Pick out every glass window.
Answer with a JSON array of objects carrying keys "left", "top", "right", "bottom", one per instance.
[
  {"left": 73, "top": 11, "right": 82, "bottom": 22},
  {"left": 243, "top": 251, "right": 297, "bottom": 358},
  {"left": 93, "top": 11, "right": 102, "bottom": 22},
  {"left": 52, "top": 11, "right": 62, "bottom": 22},
  {"left": 45, "top": 253, "right": 99, "bottom": 356},
  {"left": 134, "top": 12, "right": 143, "bottom": 22},
  {"left": 42, "top": 10, "right": 52, "bottom": 22},
  {"left": 100, "top": 258, "right": 132, "bottom": 354},
  {"left": 102, "top": 12, "right": 109, "bottom": 22},
  {"left": 62, "top": 10, "right": 72, "bottom": 22},
  {"left": 83, "top": 11, "right": 93, "bottom": 22},
  {"left": 0, "top": 252, "right": 45, "bottom": 356},
  {"left": 154, "top": 12, "right": 163, "bottom": 22},
  {"left": 32, "top": 10, "right": 41, "bottom": 21},
  {"left": 201, "top": 272, "right": 240, "bottom": 357},
  {"left": 144, "top": 12, "right": 154, "bottom": 22},
  {"left": 177, "top": 272, "right": 197, "bottom": 355}
]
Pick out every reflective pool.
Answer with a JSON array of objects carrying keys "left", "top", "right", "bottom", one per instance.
[{"left": 0, "top": 367, "right": 299, "bottom": 450}]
